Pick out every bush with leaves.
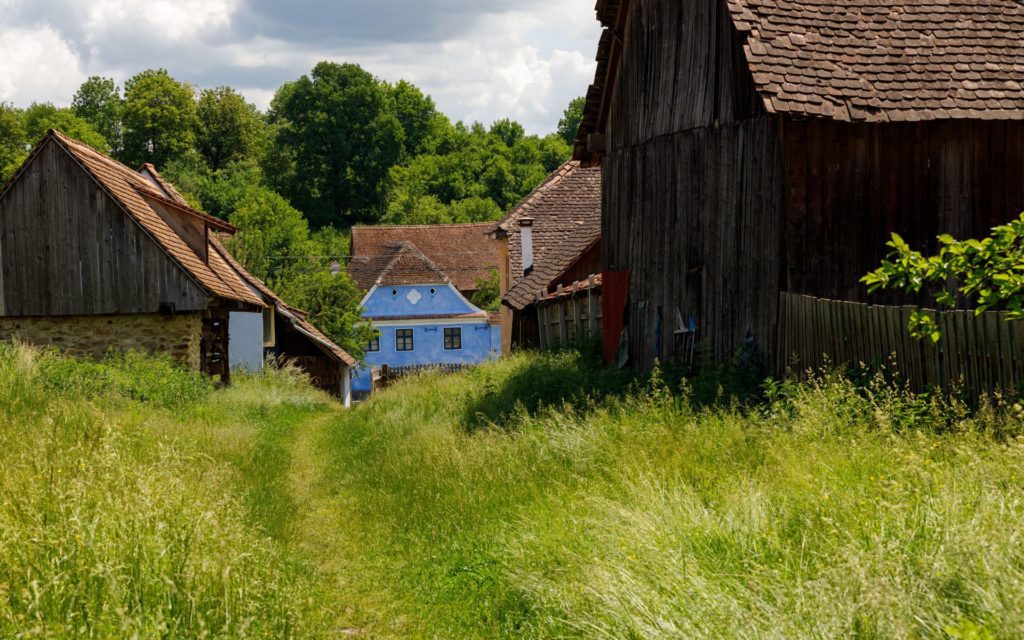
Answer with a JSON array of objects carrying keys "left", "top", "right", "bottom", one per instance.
[{"left": 863, "top": 213, "right": 1024, "bottom": 341}]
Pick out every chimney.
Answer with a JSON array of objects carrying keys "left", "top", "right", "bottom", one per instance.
[{"left": 519, "top": 218, "right": 534, "bottom": 277}]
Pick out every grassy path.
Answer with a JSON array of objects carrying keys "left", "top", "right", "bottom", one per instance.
[{"left": 285, "top": 410, "right": 367, "bottom": 638}]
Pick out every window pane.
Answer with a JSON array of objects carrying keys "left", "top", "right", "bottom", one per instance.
[
  {"left": 396, "top": 329, "right": 414, "bottom": 352},
  {"left": 444, "top": 328, "right": 462, "bottom": 350}
]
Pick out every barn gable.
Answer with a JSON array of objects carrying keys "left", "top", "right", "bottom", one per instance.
[
  {"left": 0, "top": 131, "right": 265, "bottom": 318},
  {"left": 0, "top": 137, "right": 209, "bottom": 317}
]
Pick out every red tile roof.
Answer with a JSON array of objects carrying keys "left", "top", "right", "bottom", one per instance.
[
  {"left": 45, "top": 130, "right": 264, "bottom": 308},
  {"left": 495, "top": 161, "right": 602, "bottom": 311},
  {"left": 371, "top": 241, "right": 451, "bottom": 287},
  {"left": 349, "top": 223, "right": 499, "bottom": 293}
]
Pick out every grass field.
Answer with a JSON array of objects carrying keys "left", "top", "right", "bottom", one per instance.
[{"left": 2, "top": 343, "right": 1023, "bottom": 638}]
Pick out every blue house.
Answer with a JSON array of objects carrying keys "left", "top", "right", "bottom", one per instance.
[{"left": 350, "top": 241, "right": 500, "bottom": 395}]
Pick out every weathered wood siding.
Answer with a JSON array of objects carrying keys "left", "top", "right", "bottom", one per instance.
[
  {"left": 603, "top": 0, "right": 782, "bottom": 369},
  {"left": 604, "top": 120, "right": 784, "bottom": 368},
  {"left": 607, "top": 0, "right": 760, "bottom": 148},
  {"left": 0, "top": 140, "right": 208, "bottom": 317},
  {"left": 783, "top": 119, "right": 1024, "bottom": 304}
]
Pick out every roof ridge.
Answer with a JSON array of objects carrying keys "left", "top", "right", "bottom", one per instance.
[{"left": 376, "top": 240, "right": 450, "bottom": 286}]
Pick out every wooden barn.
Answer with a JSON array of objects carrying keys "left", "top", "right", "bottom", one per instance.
[
  {"left": 0, "top": 130, "right": 355, "bottom": 397},
  {"left": 576, "top": 0, "right": 1024, "bottom": 384},
  {"left": 489, "top": 161, "right": 603, "bottom": 351}
]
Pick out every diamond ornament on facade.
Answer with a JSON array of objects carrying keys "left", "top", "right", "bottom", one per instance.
[{"left": 406, "top": 289, "right": 422, "bottom": 305}]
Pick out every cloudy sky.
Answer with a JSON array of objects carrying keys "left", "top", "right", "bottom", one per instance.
[{"left": 0, "top": 0, "right": 602, "bottom": 134}]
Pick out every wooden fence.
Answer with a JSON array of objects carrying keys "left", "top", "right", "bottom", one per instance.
[
  {"left": 374, "top": 363, "right": 470, "bottom": 391},
  {"left": 777, "top": 292, "right": 1024, "bottom": 397},
  {"left": 536, "top": 276, "right": 603, "bottom": 349}
]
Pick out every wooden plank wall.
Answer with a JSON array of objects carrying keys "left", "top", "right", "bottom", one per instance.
[
  {"left": 603, "top": 0, "right": 783, "bottom": 370},
  {"left": 0, "top": 140, "right": 208, "bottom": 316},
  {"left": 536, "top": 284, "right": 604, "bottom": 349},
  {"left": 778, "top": 292, "right": 1024, "bottom": 398},
  {"left": 608, "top": 0, "right": 761, "bottom": 148},
  {"left": 604, "top": 118, "right": 785, "bottom": 370},
  {"left": 783, "top": 119, "right": 1024, "bottom": 304}
]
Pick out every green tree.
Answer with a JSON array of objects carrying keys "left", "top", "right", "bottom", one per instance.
[
  {"left": 470, "top": 268, "right": 501, "bottom": 312},
  {"left": 273, "top": 269, "right": 376, "bottom": 361},
  {"left": 226, "top": 188, "right": 312, "bottom": 281},
  {"left": 557, "top": 96, "right": 586, "bottom": 146},
  {"left": 121, "top": 69, "right": 198, "bottom": 169},
  {"left": 196, "top": 87, "right": 264, "bottom": 171},
  {"left": 490, "top": 118, "right": 525, "bottom": 147},
  {"left": 0, "top": 104, "right": 26, "bottom": 182},
  {"left": 22, "top": 103, "right": 108, "bottom": 151},
  {"left": 72, "top": 76, "right": 123, "bottom": 151},
  {"left": 863, "top": 214, "right": 1024, "bottom": 342},
  {"left": 269, "top": 62, "right": 404, "bottom": 227},
  {"left": 388, "top": 80, "right": 442, "bottom": 158},
  {"left": 382, "top": 192, "right": 452, "bottom": 225},
  {"left": 449, "top": 196, "right": 502, "bottom": 223}
]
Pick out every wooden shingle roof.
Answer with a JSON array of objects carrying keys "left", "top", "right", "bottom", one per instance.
[
  {"left": 349, "top": 223, "right": 498, "bottom": 293},
  {"left": 495, "top": 161, "right": 602, "bottom": 311}
]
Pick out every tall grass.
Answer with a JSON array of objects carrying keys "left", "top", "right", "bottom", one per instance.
[
  {"left": 0, "top": 343, "right": 331, "bottom": 638},
  {"left": 318, "top": 352, "right": 1024, "bottom": 639}
]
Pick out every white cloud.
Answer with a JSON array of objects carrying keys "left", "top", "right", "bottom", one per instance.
[
  {"left": 0, "top": 0, "right": 601, "bottom": 133},
  {"left": 79, "top": 0, "right": 239, "bottom": 43},
  {"left": 0, "top": 26, "right": 86, "bottom": 105}
]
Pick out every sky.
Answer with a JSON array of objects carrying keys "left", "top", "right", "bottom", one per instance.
[{"left": 0, "top": 0, "right": 603, "bottom": 135}]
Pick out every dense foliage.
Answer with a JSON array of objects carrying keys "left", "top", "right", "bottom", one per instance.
[
  {"left": 0, "top": 63, "right": 578, "bottom": 353},
  {"left": 864, "top": 213, "right": 1024, "bottom": 341}
]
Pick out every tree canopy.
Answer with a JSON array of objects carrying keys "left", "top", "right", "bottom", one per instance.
[{"left": 121, "top": 69, "right": 198, "bottom": 169}]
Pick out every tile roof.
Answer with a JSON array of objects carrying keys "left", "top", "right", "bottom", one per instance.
[
  {"left": 349, "top": 223, "right": 498, "bottom": 292},
  {"left": 45, "top": 130, "right": 264, "bottom": 308},
  {"left": 210, "top": 235, "right": 357, "bottom": 367},
  {"left": 369, "top": 241, "right": 451, "bottom": 287},
  {"left": 728, "top": 0, "right": 1024, "bottom": 122},
  {"left": 577, "top": 0, "right": 1024, "bottom": 159},
  {"left": 497, "top": 161, "right": 602, "bottom": 311}
]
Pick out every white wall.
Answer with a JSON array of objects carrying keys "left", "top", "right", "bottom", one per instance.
[{"left": 229, "top": 312, "right": 265, "bottom": 372}]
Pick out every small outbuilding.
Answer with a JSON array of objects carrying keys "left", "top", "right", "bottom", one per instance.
[{"left": 0, "top": 130, "right": 355, "bottom": 401}]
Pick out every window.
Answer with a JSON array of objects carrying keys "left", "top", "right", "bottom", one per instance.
[
  {"left": 396, "top": 329, "right": 414, "bottom": 352},
  {"left": 367, "top": 336, "right": 380, "bottom": 352},
  {"left": 444, "top": 327, "right": 462, "bottom": 350}
]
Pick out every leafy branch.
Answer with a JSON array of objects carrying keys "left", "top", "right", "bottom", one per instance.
[{"left": 862, "top": 213, "right": 1024, "bottom": 342}]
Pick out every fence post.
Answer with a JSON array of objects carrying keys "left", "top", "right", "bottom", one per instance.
[
  {"left": 588, "top": 275, "right": 598, "bottom": 337},
  {"left": 557, "top": 285, "right": 568, "bottom": 343}
]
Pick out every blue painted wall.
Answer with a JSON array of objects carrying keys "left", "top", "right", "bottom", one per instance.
[
  {"left": 352, "top": 283, "right": 499, "bottom": 393},
  {"left": 362, "top": 284, "right": 475, "bottom": 318}
]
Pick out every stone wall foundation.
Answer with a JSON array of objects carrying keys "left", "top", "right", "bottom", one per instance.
[{"left": 0, "top": 313, "right": 203, "bottom": 369}]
